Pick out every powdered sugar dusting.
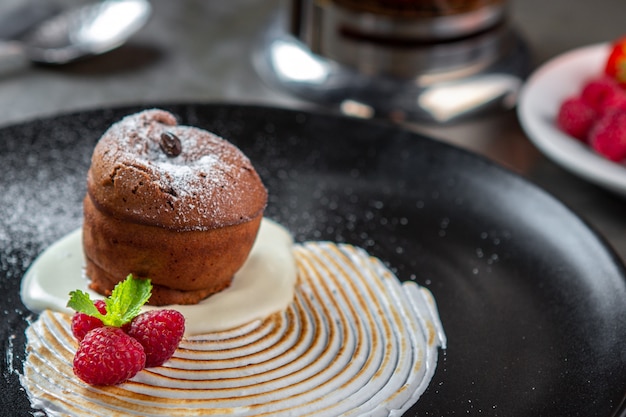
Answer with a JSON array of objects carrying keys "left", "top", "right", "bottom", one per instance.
[
  {"left": 154, "top": 154, "right": 222, "bottom": 197},
  {"left": 88, "top": 109, "right": 267, "bottom": 230},
  {"left": 0, "top": 145, "right": 86, "bottom": 280}
]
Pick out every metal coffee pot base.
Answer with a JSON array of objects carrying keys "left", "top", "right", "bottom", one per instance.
[{"left": 254, "top": 14, "right": 531, "bottom": 124}]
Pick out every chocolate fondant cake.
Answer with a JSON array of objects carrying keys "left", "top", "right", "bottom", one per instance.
[{"left": 82, "top": 109, "right": 267, "bottom": 305}]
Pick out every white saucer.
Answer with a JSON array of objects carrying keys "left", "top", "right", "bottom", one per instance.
[{"left": 518, "top": 42, "right": 626, "bottom": 197}]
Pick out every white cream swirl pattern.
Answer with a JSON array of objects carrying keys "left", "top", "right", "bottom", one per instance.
[{"left": 21, "top": 243, "right": 446, "bottom": 417}]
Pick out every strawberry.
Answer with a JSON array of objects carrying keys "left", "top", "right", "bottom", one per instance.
[
  {"left": 605, "top": 36, "right": 626, "bottom": 86},
  {"left": 128, "top": 310, "right": 185, "bottom": 367},
  {"left": 556, "top": 96, "right": 596, "bottom": 141},
  {"left": 589, "top": 109, "right": 626, "bottom": 161},
  {"left": 71, "top": 300, "right": 107, "bottom": 341},
  {"left": 73, "top": 326, "right": 146, "bottom": 385}
]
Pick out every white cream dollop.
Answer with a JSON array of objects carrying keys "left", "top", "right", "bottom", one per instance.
[{"left": 20, "top": 218, "right": 296, "bottom": 335}]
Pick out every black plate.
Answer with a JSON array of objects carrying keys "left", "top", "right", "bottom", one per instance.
[{"left": 1, "top": 104, "right": 625, "bottom": 417}]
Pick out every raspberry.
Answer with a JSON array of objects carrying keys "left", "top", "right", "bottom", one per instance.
[
  {"left": 589, "top": 110, "right": 626, "bottom": 161},
  {"left": 71, "top": 300, "right": 107, "bottom": 341},
  {"left": 556, "top": 97, "right": 596, "bottom": 141},
  {"left": 599, "top": 91, "right": 626, "bottom": 115},
  {"left": 73, "top": 326, "right": 146, "bottom": 385},
  {"left": 581, "top": 77, "right": 623, "bottom": 112},
  {"left": 127, "top": 310, "right": 185, "bottom": 367}
]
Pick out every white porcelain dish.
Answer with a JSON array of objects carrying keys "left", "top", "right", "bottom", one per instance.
[{"left": 518, "top": 42, "right": 626, "bottom": 197}]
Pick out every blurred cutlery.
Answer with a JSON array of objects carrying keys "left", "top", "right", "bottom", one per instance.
[{"left": 0, "top": 0, "right": 151, "bottom": 65}]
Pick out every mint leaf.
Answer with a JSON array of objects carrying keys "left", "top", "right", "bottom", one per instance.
[
  {"left": 67, "top": 290, "right": 106, "bottom": 320},
  {"left": 104, "top": 274, "right": 152, "bottom": 326},
  {"left": 67, "top": 274, "right": 152, "bottom": 328}
]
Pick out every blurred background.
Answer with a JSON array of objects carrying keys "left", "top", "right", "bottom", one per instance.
[{"left": 0, "top": 0, "right": 623, "bottom": 127}]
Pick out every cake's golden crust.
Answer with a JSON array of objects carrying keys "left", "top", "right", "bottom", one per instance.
[{"left": 82, "top": 109, "right": 268, "bottom": 305}]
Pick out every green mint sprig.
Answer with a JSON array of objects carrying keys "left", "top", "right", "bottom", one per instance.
[{"left": 67, "top": 274, "right": 152, "bottom": 327}]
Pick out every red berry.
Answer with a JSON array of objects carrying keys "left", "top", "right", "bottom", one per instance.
[
  {"left": 605, "top": 36, "right": 626, "bottom": 85},
  {"left": 580, "top": 77, "right": 623, "bottom": 112},
  {"left": 556, "top": 96, "right": 596, "bottom": 141},
  {"left": 71, "top": 300, "right": 107, "bottom": 341},
  {"left": 599, "top": 90, "right": 626, "bottom": 115},
  {"left": 73, "top": 327, "right": 146, "bottom": 386},
  {"left": 127, "top": 310, "right": 185, "bottom": 368},
  {"left": 589, "top": 110, "right": 626, "bottom": 161}
]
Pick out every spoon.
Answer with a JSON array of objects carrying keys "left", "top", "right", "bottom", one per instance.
[{"left": 0, "top": 0, "right": 151, "bottom": 65}]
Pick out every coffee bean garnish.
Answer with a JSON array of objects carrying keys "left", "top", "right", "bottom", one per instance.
[{"left": 160, "top": 132, "right": 182, "bottom": 157}]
